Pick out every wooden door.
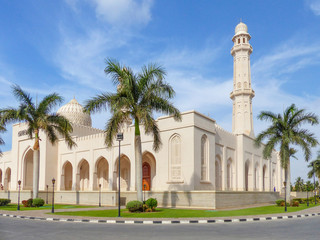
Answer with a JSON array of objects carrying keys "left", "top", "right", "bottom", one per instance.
[{"left": 142, "top": 162, "right": 151, "bottom": 191}]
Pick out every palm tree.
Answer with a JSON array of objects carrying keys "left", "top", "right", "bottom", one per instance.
[
  {"left": 307, "top": 151, "right": 320, "bottom": 180},
  {"left": 0, "top": 85, "right": 76, "bottom": 198},
  {"left": 294, "top": 177, "right": 304, "bottom": 192},
  {"left": 255, "top": 104, "right": 318, "bottom": 202},
  {"left": 84, "top": 59, "right": 181, "bottom": 201}
]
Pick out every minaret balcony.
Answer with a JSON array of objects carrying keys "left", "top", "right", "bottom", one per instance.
[
  {"left": 231, "top": 44, "right": 253, "bottom": 55},
  {"left": 230, "top": 89, "right": 255, "bottom": 99}
]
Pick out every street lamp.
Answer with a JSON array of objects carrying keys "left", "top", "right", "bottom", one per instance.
[
  {"left": 116, "top": 132, "right": 123, "bottom": 217},
  {"left": 46, "top": 185, "right": 49, "bottom": 204},
  {"left": 283, "top": 181, "right": 287, "bottom": 212},
  {"left": 313, "top": 163, "right": 317, "bottom": 205},
  {"left": 99, "top": 183, "right": 101, "bottom": 207},
  {"left": 51, "top": 178, "right": 55, "bottom": 214},
  {"left": 17, "top": 180, "right": 21, "bottom": 210}
]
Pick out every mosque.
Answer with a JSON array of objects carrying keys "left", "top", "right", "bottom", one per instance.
[{"left": 0, "top": 22, "right": 282, "bottom": 208}]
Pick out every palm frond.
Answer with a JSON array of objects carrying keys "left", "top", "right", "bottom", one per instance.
[
  {"left": 37, "top": 93, "right": 63, "bottom": 115},
  {"left": 12, "top": 84, "right": 35, "bottom": 109},
  {"left": 104, "top": 111, "right": 128, "bottom": 148}
]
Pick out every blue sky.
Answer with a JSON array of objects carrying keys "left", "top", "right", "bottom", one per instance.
[{"left": 1, "top": 0, "right": 320, "bottom": 183}]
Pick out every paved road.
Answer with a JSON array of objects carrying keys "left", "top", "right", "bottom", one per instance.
[{"left": 1, "top": 216, "right": 320, "bottom": 240}]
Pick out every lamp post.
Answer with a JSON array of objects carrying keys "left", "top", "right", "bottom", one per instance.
[
  {"left": 307, "top": 190, "right": 309, "bottom": 206},
  {"left": 283, "top": 181, "right": 287, "bottom": 212},
  {"left": 51, "top": 178, "right": 55, "bottom": 214},
  {"left": 116, "top": 133, "right": 123, "bottom": 217},
  {"left": 17, "top": 180, "right": 21, "bottom": 211},
  {"left": 46, "top": 185, "right": 49, "bottom": 204},
  {"left": 99, "top": 183, "right": 101, "bottom": 207},
  {"left": 313, "top": 163, "right": 317, "bottom": 205}
]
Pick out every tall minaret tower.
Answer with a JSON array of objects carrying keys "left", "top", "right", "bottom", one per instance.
[{"left": 230, "top": 22, "right": 255, "bottom": 137}]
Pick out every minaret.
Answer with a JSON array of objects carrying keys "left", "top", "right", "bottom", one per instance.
[{"left": 230, "top": 22, "right": 255, "bottom": 137}]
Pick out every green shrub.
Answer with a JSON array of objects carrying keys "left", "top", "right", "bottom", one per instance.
[
  {"left": 126, "top": 200, "right": 143, "bottom": 212},
  {"left": 145, "top": 198, "right": 158, "bottom": 211},
  {"left": 292, "top": 198, "right": 304, "bottom": 204},
  {"left": 22, "top": 200, "right": 29, "bottom": 207},
  {"left": 33, "top": 198, "right": 45, "bottom": 207},
  {"left": 0, "top": 198, "right": 11, "bottom": 206},
  {"left": 27, "top": 198, "right": 33, "bottom": 207},
  {"left": 275, "top": 199, "right": 284, "bottom": 206},
  {"left": 280, "top": 201, "right": 290, "bottom": 207},
  {"left": 290, "top": 200, "right": 299, "bottom": 207}
]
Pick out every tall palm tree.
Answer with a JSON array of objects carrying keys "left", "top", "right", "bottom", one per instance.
[
  {"left": 307, "top": 151, "right": 320, "bottom": 180},
  {"left": 84, "top": 59, "right": 181, "bottom": 201},
  {"left": 255, "top": 104, "right": 318, "bottom": 202},
  {"left": 0, "top": 85, "right": 76, "bottom": 198},
  {"left": 294, "top": 177, "right": 304, "bottom": 192}
]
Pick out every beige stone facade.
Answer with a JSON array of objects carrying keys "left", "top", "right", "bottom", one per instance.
[{"left": 0, "top": 22, "right": 283, "bottom": 208}]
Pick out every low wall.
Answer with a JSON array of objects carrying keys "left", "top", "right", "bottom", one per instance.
[
  {"left": 0, "top": 190, "right": 280, "bottom": 209},
  {"left": 290, "top": 191, "right": 315, "bottom": 198},
  {"left": 215, "top": 191, "right": 280, "bottom": 208}
]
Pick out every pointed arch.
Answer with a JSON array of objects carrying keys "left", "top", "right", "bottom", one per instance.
[
  {"left": 23, "top": 148, "right": 34, "bottom": 190},
  {"left": 113, "top": 154, "right": 131, "bottom": 191},
  {"left": 215, "top": 155, "right": 222, "bottom": 190},
  {"left": 254, "top": 162, "right": 259, "bottom": 191},
  {"left": 77, "top": 159, "right": 90, "bottom": 191},
  {"left": 169, "top": 134, "right": 182, "bottom": 181},
  {"left": 142, "top": 151, "right": 156, "bottom": 191},
  {"left": 61, "top": 161, "right": 73, "bottom": 190},
  {"left": 94, "top": 157, "right": 109, "bottom": 190},
  {"left": 245, "top": 160, "right": 250, "bottom": 191},
  {"left": 263, "top": 164, "right": 267, "bottom": 191},
  {"left": 201, "top": 135, "right": 209, "bottom": 181},
  {"left": 227, "top": 158, "right": 233, "bottom": 190},
  {"left": 4, "top": 167, "right": 11, "bottom": 191}
]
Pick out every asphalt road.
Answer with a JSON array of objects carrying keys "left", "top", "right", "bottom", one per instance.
[{"left": 1, "top": 216, "right": 320, "bottom": 240}]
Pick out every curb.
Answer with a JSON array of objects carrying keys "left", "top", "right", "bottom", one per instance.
[{"left": 1, "top": 212, "right": 320, "bottom": 224}]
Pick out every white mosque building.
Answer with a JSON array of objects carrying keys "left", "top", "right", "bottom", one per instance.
[{"left": 0, "top": 22, "right": 283, "bottom": 209}]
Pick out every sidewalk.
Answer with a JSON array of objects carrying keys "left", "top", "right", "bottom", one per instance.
[{"left": 1, "top": 205, "right": 320, "bottom": 224}]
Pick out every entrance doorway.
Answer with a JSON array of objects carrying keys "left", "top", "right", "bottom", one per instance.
[{"left": 142, "top": 162, "right": 151, "bottom": 191}]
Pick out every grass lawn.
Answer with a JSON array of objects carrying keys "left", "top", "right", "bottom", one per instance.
[
  {"left": 52, "top": 204, "right": 317, "bottom": 218},
  {"left": 0, "top": 204, "right": 96, "bottom": 211}
]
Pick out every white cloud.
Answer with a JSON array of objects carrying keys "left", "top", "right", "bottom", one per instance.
[
  {"left": 92, "top": 0, "right": 153, "bottom": 26},
  {"left": 252, "top": 42, "right": 320, "bottom": 78},
  {"left": 54, "top": 28, "right": 126, "bottom": 90},
  {"left": 307, "top": 0, "right": 320, "bottom": 15},
  {"left": 65, "top": 0, "right": 154, "bottom": 27}
]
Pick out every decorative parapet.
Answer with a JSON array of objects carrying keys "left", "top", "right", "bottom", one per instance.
[
  {"left": 72, "top": 123, "right": 104, "bottom": 133},
  {"left": 73, "top": 132, "right": 106, "bottom": 142},
  {"left": 214, "top": 124, "right": 235, "bottom": 137}
]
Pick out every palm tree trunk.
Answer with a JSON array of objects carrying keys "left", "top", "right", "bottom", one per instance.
[
  {"left": 134, "top": 119, "right": 143, "bottom": 202},
  {"left": 33, "top": 130, "right": 40, "bottom": 199},
  {"left": 285, "top": 162, "right": 291, "bottom": 202}
]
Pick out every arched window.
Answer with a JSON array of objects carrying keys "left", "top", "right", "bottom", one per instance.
[
  {"left": 238, "top": 38, "right": 240, "bottom": 44},
  {"left": 227, "top": 158, "right": 232, "bottom": 190},
  {"left": 215, "top": 155, "right": 222, "bottom": 190},
  {"left": 201, "top": 135, "right": 208, "bottom": 181},
  {"left": 262, "top": 165, "right": 267, "bottom": 191},
  {"left": 243, "top": 38, "right": 246, "bottom": 43},
  {"left": 254, "top": 163, "right": 259, "bottom": 190},
  {"left": 169, "top": 135, "right": 182, "bottom": 181}
]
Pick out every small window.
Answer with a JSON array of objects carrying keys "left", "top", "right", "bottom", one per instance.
[
  {"left": 238, "top": 38, "right": 240, "bottom": 44},
  {"left": 243, "top": 38, "right": 245, "bottom": 43}
]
